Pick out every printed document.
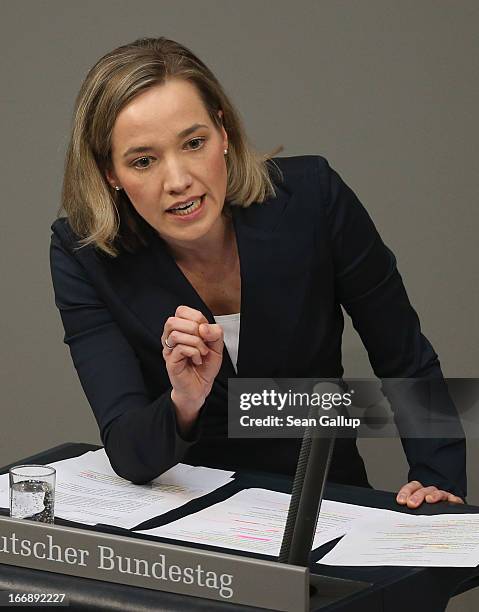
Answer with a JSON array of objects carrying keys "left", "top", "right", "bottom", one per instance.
[
  {"left": 139, "top": 488, "right": 397, "bottom": 555},
  {"left": 319, "top": 512, "right": 479, "bottom": 566},
  {"left": 0, "top": 449, "right": 234, "bottom": 529}
]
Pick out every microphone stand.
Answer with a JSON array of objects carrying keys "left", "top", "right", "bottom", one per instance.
[{"left": 278, "top": 417, "right": 335, "bottom": 566}]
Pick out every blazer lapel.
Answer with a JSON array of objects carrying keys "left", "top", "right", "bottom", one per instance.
[{"left": 233, "top": 183, "right": 314, "bottom": 377}]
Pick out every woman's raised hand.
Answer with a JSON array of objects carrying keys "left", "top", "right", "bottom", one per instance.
[{"left": 162, "top": 306, "right": 223, "bottom": 431}]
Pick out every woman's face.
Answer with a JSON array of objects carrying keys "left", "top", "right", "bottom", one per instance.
[{"left": 107, "top": 79, "right": 228, "bottom": 248}]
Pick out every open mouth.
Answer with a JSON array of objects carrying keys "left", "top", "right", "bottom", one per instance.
[{"left": 167, "top": 195, "right": 205, "bottom": 216}]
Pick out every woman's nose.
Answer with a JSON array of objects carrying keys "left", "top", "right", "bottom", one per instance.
[{"left": 163, "top": 157, "right": 193, "bottom": 194}]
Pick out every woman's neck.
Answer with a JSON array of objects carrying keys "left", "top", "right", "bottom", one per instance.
[{"left": 167, "top": 214, "right": 236, "bottom": 272}]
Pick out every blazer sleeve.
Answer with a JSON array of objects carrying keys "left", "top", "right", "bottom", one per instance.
[
  {"left": 50, "top": 228, "right": 200, "bottom": 484},
  {"left": 316, "top": 157, "right": 467, "bottom": 499}
]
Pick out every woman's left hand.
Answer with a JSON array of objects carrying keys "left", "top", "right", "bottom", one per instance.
[{"left": 396, "top": 480, "right": 464, "bottom": 508}]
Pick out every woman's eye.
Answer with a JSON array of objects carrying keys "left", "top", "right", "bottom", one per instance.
[
  {"left": 132, "top": 156, "right": 152, "bottom": 169},
  {"left": 186, "top": 137, "right": 205, "bottom": 150}
]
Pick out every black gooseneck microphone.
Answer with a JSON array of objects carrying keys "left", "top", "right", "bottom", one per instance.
[{"left": 278, "top": 382, "right": 339, "bottom": 567}]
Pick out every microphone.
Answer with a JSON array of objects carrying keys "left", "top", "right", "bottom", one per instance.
[{"left": 278, "top": 381, "right": 341, "bottom": 566}]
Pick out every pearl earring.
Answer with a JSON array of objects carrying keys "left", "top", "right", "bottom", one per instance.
[
  {"left": 224, "top": 149, "right": 228, "bottom": 155},
  {"left": 114, "top": 186, "right": 122, "bottom": 191}
]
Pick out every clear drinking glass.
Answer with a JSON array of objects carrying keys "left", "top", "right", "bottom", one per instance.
[{"left": 9, "top": 465, "right": 56, "bottom": 524}]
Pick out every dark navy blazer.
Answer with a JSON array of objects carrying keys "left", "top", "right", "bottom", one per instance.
[{"left": 50, "top": 155, "right": 466, "bottom": 497}]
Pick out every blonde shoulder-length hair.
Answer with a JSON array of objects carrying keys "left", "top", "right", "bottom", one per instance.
[{"left": 62, "top": 37, "right": 282, "bottom": 256}]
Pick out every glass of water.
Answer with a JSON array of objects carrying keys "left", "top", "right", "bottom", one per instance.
[{"left": 9, "top": 465, "right": 56, "bottom": 524}]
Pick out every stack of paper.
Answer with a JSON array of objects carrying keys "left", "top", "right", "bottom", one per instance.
[
  {"left": 318, "top": 512, "right": 479, "bottom": 567},
  {"left": 0, "top": 450, "right": 234, "bottom": 528},
  {"left": 138, "top": 488, "right": 398, "bottom": 556}
]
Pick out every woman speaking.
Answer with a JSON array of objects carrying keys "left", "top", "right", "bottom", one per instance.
[{"left": 50, "top": 37, "right": 466, "bottom": 509}]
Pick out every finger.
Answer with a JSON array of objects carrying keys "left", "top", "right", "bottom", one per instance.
[
  {"left": 407, "top": 486, "right": 439, "bottom": 508},
  {"left": 446, "top": 493, "right": 465, "bottom": 504},
  {"left": 163, "top": 316, "right": 201, "bottom": 340},
  {"left": 175, "top": 305, "right": 209, "bottom": 325},
  {"left": 165, "top": 331, "right": 209, "bottom": 356},
  {"left": 166, "top": 344, "right": 203, "bottom": 367},
  {"left": 198, "top": 323, "right": 224, "bottom": 352},
  {"left": 425, "top": 490, "right": 447, "bottom": 504},
  {"left": 396, "top": 480, "right": 423, "bottom": 504},
  {"left": 424, "top": 488, "right": 449, "bottom": 504}
]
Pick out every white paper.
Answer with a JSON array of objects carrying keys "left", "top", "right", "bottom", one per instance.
[
  {"left": 139, "top": 488, "right": 289, "bottom": 554},
  {"left": 1, "top": 450, "right": 234, "bottom": 529},
  {"left": 319, "top": 512, "right": 479, "bottom": 567},
  {"left": 312, "top": 499, "right": 399, "bottom": 548},
  {"left": 138, "top": 488, "right": 396, "bottom": 556}
]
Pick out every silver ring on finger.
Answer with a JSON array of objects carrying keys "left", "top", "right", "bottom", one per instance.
[{"left": 164, "top": 335, "right": 175, "bottom": 349}]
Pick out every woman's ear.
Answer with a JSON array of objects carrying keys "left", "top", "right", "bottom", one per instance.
[
  {"left": 105, "top": 168, "right": 121, "bottom": 190},
  {"left": 217, "top": 110, "right": 228, "bottom": 151}
]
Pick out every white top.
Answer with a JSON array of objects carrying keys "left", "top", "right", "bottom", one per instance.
[{"left": 213, "top": 313, "right": 240, "bottom": 373}]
